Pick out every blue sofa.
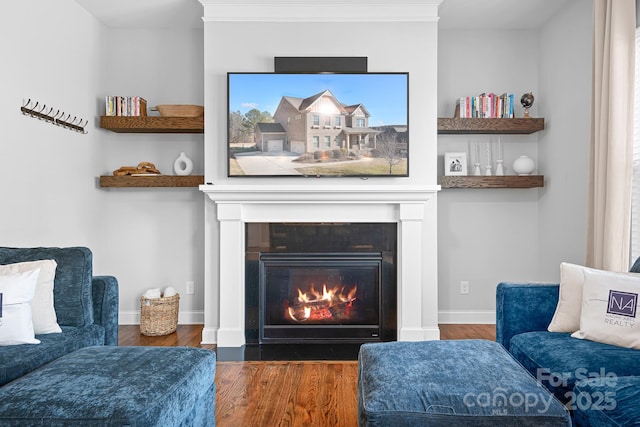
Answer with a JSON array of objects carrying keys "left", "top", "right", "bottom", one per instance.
[
  {"left": 0, "top": 247, "right": 217, "bottom": 426},
  {"left": 0, "top": 246, "right": 119, "bottom": 386},
  {"left": 497, "top": 280, "right": 640, "bottom": 426}
]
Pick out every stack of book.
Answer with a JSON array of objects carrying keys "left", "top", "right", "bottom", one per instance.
[
  {"left": 105, "top": 96, "right": 147, "bottom": 117},
  {"left": 456, "top": 93, "right": 515, "bottom": 118}
]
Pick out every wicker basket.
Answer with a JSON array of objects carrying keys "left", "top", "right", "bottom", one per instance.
[{"left": 140, "top": 294, "right": 179, "bottom": 336}]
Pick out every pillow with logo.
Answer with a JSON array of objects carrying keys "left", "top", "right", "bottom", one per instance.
[
  {"left": 0, "top": 268, "right": 41, "bottom": 345},
  {"left": 572, "top": 270, "right": 640, "bottom": 349},
  {"left": 548, "top": 263, "right": 640, "bottom": 333},
  {"left": 0, "top": 260, "right": 61, "bottom": 334}
]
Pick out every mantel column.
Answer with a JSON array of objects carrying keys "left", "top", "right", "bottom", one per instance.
[
  {"left": 398, "top": 202, "right": 430, "bottom": 341},
  {"left": 216, "top": 203, "right": 246, "bottom": 347}
]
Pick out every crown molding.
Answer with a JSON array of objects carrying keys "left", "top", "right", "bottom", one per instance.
[{"left": 198, "top": 0, "right": 443, "bottom": 23}]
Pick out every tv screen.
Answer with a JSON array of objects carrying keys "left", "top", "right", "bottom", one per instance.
[{"left": 227, "top": 72, "right": 409, "bottom": 177}]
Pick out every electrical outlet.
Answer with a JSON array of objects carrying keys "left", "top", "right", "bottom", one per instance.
[
  {"left": 460, "top": 280, "right": 470, "bottom": 295},
  {"left": 186, "top": 281, "right": 195, "bottom": 295}
]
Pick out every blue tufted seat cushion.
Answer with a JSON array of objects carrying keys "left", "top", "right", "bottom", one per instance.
[
  {"left": 572, "top": 375, "right": 640, "bottom": 426},
  {"left": 0, "top": 346, "right": 216, "bottom": 426},
  {"left": 509, "top": 331, "right": 640, "bottom": 404},
  {"left": 358, "top": 339, "right": 571, "bottom": 426},
  {"left": 0, "top": 325, "right": 105, "bottom": 386}
]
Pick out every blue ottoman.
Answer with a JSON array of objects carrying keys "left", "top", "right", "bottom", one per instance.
[
  {"left": 358, "top": 339, "right": 571, "bottom": 426},
  {"left": 0, "top": 346, "right": 216, "bottom": 426},
  {"left": 573, "top": 375, "right": 640, "bottom": 427}
]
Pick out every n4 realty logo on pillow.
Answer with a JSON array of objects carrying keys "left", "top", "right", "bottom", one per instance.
[{"left": 606, "top": 290, "right": 637, "bottom": 327}]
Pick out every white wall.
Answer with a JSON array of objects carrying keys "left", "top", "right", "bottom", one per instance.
[
  {"left": 437, "top": 0, "right": 593, "bottom": 323},
  {"left": 0, "top": 1, "right": 106, "bottom": 250},
  {"left": 537, "top": 0, "right": 592, "bottom": 277},
  {"left": 1, "top": 1, "right": 206, "bottom": 325},
  {"left": 203, "top": 22, "right": 437, "bottom": 185}
]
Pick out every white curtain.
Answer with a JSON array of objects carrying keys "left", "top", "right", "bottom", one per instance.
[
  {"left": 632, "top": 28, "right": 640, "bottom": 264},
  {"left": 586, "top": 0, "right": 636, "bottom": 271}
]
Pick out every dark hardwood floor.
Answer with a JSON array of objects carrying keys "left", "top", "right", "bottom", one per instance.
[{"left": 118, "top": 324, "right": 495, "bottom": 427}]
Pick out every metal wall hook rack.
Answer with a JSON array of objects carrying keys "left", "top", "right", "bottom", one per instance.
[{"left": 20, "top": 99, "right": 88, "bottom": 134}]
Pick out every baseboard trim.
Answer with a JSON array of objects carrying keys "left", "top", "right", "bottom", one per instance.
[
  {"left": 398, "top": 326, "right": 440, "bottom": 341},
  {"left": 201, "top": 326, "right": 218, "bottom": 345},
  {"left": 119, "top": 311, "right": 493, "bottom": 331},
  {"left": 119, "top": 310, "right": 204, "bottom": 325},
  {"left": 438, "top": 310, "right": 496, "bottom": 324}
]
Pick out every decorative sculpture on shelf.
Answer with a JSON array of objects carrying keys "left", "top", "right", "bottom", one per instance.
[
  {"left": 495, "top": 136, "right": 505, "bottom": 176},
  {"left": 520, "top": 92, "right": 535, "bottom": 118}
]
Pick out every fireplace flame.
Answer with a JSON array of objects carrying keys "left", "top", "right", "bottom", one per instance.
[{"left": 287, "top": 283, "right": 357, "bottom": 322}]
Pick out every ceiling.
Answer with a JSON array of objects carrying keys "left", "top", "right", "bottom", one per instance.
[
  {"left": 74, "top": 0, "right": 204, "bottom": 30},
  {"left": 74, "top": 0, "right": 571, "bottom": 30}
]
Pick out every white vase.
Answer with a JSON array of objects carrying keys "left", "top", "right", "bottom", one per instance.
[
  {"left": 512, "top": 155, "right": 535, "bottom": 176},
  {"left": 173, "top": 152, "right": 193, "bottom": 176}
]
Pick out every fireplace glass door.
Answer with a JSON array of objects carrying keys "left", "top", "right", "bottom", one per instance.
[{"left": 259, "top": 253, "right": 382, "bottom": 343}]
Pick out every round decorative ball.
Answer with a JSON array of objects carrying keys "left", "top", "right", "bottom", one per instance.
[{"left": 512, "top": 155, "right": 535, "bottom": 175}]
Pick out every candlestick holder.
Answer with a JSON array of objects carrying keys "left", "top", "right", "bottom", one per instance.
[
  {"left": 473, "top": 162, "right": 482, "bottom": 176},
  {"left": 495, "top": 159, "right": 504, "bottom": 176}
]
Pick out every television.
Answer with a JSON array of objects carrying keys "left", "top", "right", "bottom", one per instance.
[{"left": 227, "top": 72, "right": 409, "bottom": 177}]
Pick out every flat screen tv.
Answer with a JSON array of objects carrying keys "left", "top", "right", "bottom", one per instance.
[{"left": 227, "top": 72, "right": 409, "bottom": 177}]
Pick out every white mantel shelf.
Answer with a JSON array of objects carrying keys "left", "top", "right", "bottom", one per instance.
[{"left": 200, "top": 184, "right": 441, "bottom": 203}]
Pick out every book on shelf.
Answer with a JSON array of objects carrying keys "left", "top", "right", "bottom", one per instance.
[
  {"left": 455, "top": 92, "right": 515, "bottom": 119},
  {"left": 105, "top": 96, "right": 148, "bottom": 117}
]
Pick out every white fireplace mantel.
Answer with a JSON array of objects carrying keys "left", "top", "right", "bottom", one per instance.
[{"left": 201, "top": 183, "right": 441, "bottom": 347}]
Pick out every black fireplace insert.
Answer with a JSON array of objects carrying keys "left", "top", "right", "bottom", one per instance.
[
  {"left": 245, "top": 223, "right": 397, "bottom": 346},
  {"left": 260, "top": 253, "right": 382, "bottom": 343}
]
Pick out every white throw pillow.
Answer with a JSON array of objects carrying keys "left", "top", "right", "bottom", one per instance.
[
  {"left": 572, "top": 270, "right": 640, "bottom": 349},
  {"left": 0, "top": 260, "right": 61, "bottom": 334},
  {"left": 548, "top": 263, "right": 640, "bottom": 333},
  {"left": 0, "top": 269, "right": 41, "bottom": 345}
]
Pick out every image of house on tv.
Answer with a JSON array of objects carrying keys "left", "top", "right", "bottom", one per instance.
[{"left": 254, "top": 90, "right": 406, "bottom": 155}]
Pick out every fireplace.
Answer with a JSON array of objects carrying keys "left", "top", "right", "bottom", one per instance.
[
  {"left": 245, "top": 223, "right": 397, "bottom": 345},
  {"left": 201, "top": 184, "right": 440, "bottom": 350},
  {"left": 260, "top": 253, "right": 382, "bottom": 343}
]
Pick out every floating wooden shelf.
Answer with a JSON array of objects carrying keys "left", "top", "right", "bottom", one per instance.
[
  {"left": 99, "top": 175, "right": 204, "bottom": 188},
  {"left": 438, "top": 175, "right": 544, "bottom": 189},
  {"left": 100, "top": 116, "right": 204, "bottom": 133},
  {"left": 438, "top": 118, "right": 544, "bottom": 134}
]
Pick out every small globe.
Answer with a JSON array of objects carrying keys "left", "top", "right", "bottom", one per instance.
[{"left": 521, "top": 92, "right": 534, "bottom": 109}]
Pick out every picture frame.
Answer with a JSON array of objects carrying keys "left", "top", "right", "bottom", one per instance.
[{"left": 444, "top": 152, "right": 468, "bottom": 176}]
